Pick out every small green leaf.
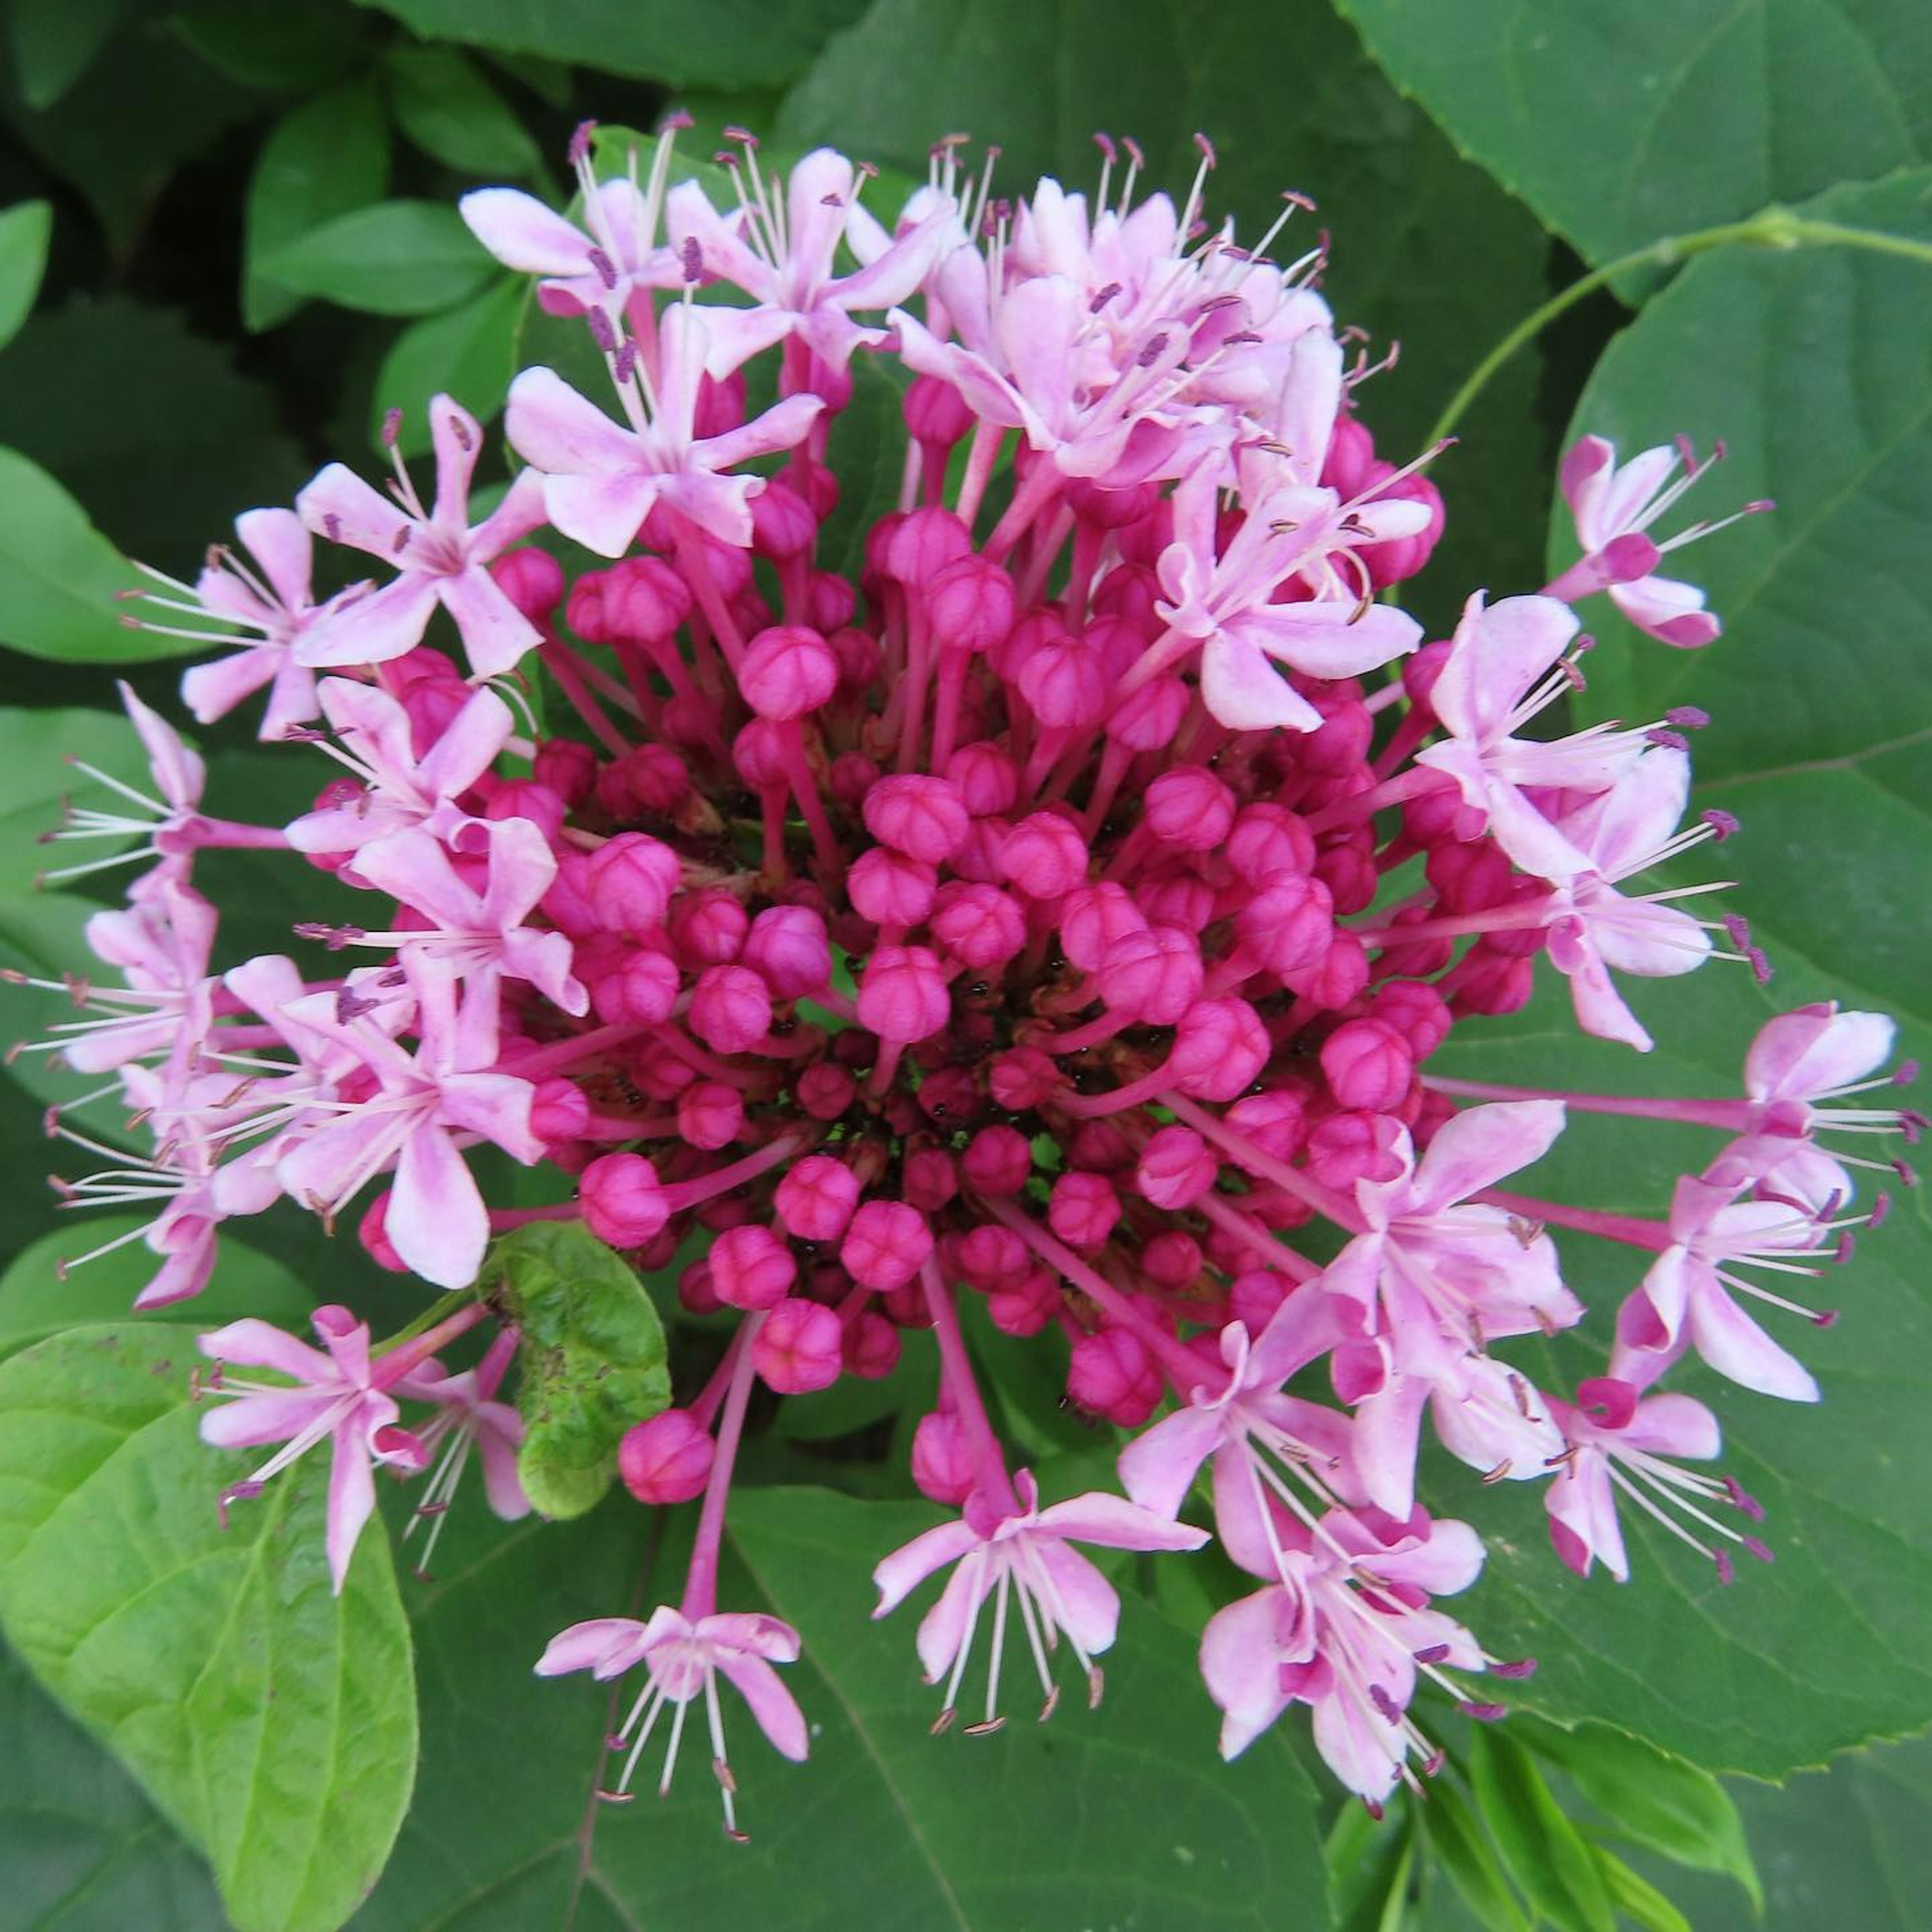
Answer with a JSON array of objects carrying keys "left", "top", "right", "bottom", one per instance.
[
  {"left": 1591, "top": 1845, "right": 1694, "bottom": 1932},
  {"left": 169, "top": 0, "right": 371, "bottom": 91},
  {"left": 0, "top": 1325, "right": 417, "bottom": 1932},
  {"left": 1469, "top": 1729, "right": 1617, "bottom": 1932},
  {"left": 7, "top": 0, "right": 126, "bottom": 109},
  {"left": 257, "top": 200, "right": 489, "bottom": 320},
  {"left": 0, "top": 199, "right": 52, "bottom": 352},
  {"left": 1422, "top": 1779, "right": 1533, "bottom": 1932},
  {"left": 1525, "top": 1720, "right": 1761, "bottom": 1911},
  {"left": 370, "top": 278, "right": 524, "bottom": 456},
  {"left": 493, "top": 1221, "right": 670, "bottom": 1518},
  {"left": 1329, "top": 1803, "right": 1418, "bottom": 1932},
  {"left": 385, "top": 45, "right": 541, "bottom": 178},
  {"left": 0, "top": 448, "right": 153, "bottom": 663},
  {"left": 244, "top": 79, "right": 392, "bottom": 332}
]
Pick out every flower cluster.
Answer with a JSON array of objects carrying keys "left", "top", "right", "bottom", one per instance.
[{"left": 20, "top": 121, "right": 1915, "bottom": 1832}]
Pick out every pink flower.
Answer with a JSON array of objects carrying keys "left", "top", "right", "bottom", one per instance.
[
  {"left": 197, "top": 1305, "right": 430, "bottom": 1591},
  {"left": 393, "top": 1329, "right": 528, "bottom": 1575},
  {"left": 534, "top": 1606, "right": 807, "bottom": 1836},
  {"left": 296, "top": 397, "right": 548, "bottom": 678},
  {"left": 505, "top": 305, "right": 823, "bottom": 554},
  {"left": 1200, "top": 1505, "right": 1489, "bottom": 1803},
  {"left": 871, "top": 1472, "right": 1208, "bottom": 1730}
]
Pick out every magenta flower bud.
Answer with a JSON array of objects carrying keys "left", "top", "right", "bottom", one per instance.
[
  {"left": 1321, "top": 1018, "right": 1414, "bottom": 1113},
  {"left": 949, "top": 815, "right": 1011, "bottom": 884},
  {"left": 849, "top": 848, "right": 938, "bottom": 926},
  {"left": 754, "top": 1297, "right": 844, "bottom": 1395},
  {"left": 1137, "top": 1124, "right": 1218, "bottom": 1209},
  {"left": 1144, "top": 766, "right": 1236, "bottom": 853},
  {"left": 1066, "top": 1327, "right": 1162, "bottom": 1426},
  {"left": 709, "top": 1224, "right": 798, "bottom": 1311},
  {"left": 750, "top": 481, "right": 818, "bottom": 560},
  {"left": 609, "top": 743, "right": 693, "bottom": 818},
  {"left": 1228, "top": 1088, "right": 1313, "bottom": 1160},
  {"left": 910, "top": 1409, "right": 977, "bottom": 1505},
  {"left": 863, "top": 774, "right": 970, "bottom": 864},
  {"left": 1306, "top": 1112, "right": 1406, "bottom": 1192},
  {"left": 1001, "top": 811, "right": 1090, "bottom": 900},
  {"left": 1143, "top": 1229, "right": 1203, "bottom": 1291},
  {"left": 618, "top": 1408, "right": 714, "bottom": 1505},
  {"left": 741, "top": 904, "right": 831, "bottom": 999},
  {"left": 916, "top": 1067, "right": 980, "bottom": 1129},
  {"left": 1282, "top": 933, "right": 1371, "bottom": 1012},
  {"left": 1427, "top": 839, "right": 1513, "bottom": 913},
  {"left": 806, "top": 568, "right": 857, "bottom": 632},
  {"left": 1314, "top": 837, "right": 1379, "bottom": 917},
  {"left": 841, "top": 1199, "right": 933, "bottom": 1292},
  {"left": 904, "top": 1146, "right": 959, "bottom": 1213},
  {"left": 1226, "top": 803, "right": 1316, "bottom": 884},
  {"left": 581, "top": 1152, "right": 669, "bottom": 1248},
  {"left": 989, "top": 1045, "right": 1062, "bottom": 1110},
  {"left": 1170, "top": 1000, "right": 1270, "bottom": 1100},
  {"left": 732, "top": 717, "right": 789, "bottom": 789},
  {"left": 929, "top": 882, "right": 1026, "bottom": 969},
  {"left": 1070, "top": 1121, "right": 1136, "bottom": 1174},
  {"left": 1098, "top": 926, "right": 1202, "bottom": 1024},
  {"left": 775, "top": 1154, "right": 861, "bottom": 1241},
  {"left": 957, "top": 1223, "right": 1027, "bottom": 1290},
  {"left": 1108, "top": 671, "right": 1189, "bottom": 750},
  {"left": 829, "top": 751, "right": 881, "bottom": 808},
  {"left": 1090, "top": 562, "right": 1162, "bottom": 631},
  {"left": 668, "top": 887, "right": 749, "bottom": 967},
  {"left": 533, "top": 736, "right": 598, "bottom": 810},
  {"left": 779, "top": 1043, "right": 849, "bottom": 1109},
  {"left": 884, "top": 505, "right": 973, "bottom": 589},
  {"left": 904, "top": 373, "right": 975, "bottom": 448},
  {"left": 602, "top": 554, "right": 693, "bottom": 642},
  {"left": 1137, "top": 867, "right": 1215, "bottom": 933},
  {"left": 690, "top": 365, "right": 746, "bottom": 438},
  {"left": 1017, "top": 632, "right": 1108, "bottom": 727},
  {"left": 1059, "top": 882, "right": 1148, "bottom": 973},
  {"left": 1066, "top": 475, "right": 1160, "bottom": 529},
  {"left": 586, "top": 832, "right": 681, "bottom": 936},
  {"left": 689, "top": 963, "right": 772, "bottom": 1054},
  {"left": 844, "top": 1309, "right": 902, "bottom": 1380},
  {"left": 358, "top": 1190, "right": 409, "bottom": 1274},
  {"left": 857, "top": 946, "right": 949, "bottom": 1043},
  {"left": 531, "top": 1076, "right": 592, "bottom": 1145},
  {"left": 944, "top": 741, "right": 1020, "bottom": 814},
  {"left": 1236, "top": 871, "right": 1333, "bottom": 976},
  {"left": 1404, "top": 780, "right": 1488, "bottom": 849},
  {"left": 739, "top": 624, "right": 838, "bottom": 720},
  {"left": 677, "top": 1258, "right": 722, "bottom": 1317},
  {"left": 961, "top": 1125, "right": 1032, "bottom": 1197},
  {"left": 1229, "top": 1268, "right": 1289, "bottom": 1336},
  {"left": 1049, "top": 1171, "right": 1121, "bottom": 1249},
  {"left": 590, "top": 944, "right": 680, "bottom": 1027},
  {"left": 922, "top": 554, "right": 1016, "bottom": 660},
  {"left": 1454, "top": 947, "right": 1536, "bottom": 1017},
  {"left": 1321, "top": 411, "right": 1377, "bottom": 497},
  {"left": 676, "top": 1080, "right": 743, "bottom": 1151},
  {"left": 825, "top": 622, "right": 879, "bottom": 691},
  {"left": 1360, "top": 469, "right": 1444, "bottom": 588},
  {"left": 1369, "top": 983, "right": 1453, "bottom": 1059},
  {"left": 489, "top": 544, "right": 563, "bottom": 620},
  {"left": 988, "top": 1264, "right": 1059, "bottom": 1336}
]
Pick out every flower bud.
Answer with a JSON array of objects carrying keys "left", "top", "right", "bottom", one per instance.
[
  {"left": 1017, "top": 632, "right": 1107, "bottom": 727},
  {"left": 1136, "top": 1124, "right": 1218, "bottom": 1209},
  {"left": 1228, "top": 1268, "right": 1289, "bottom": 1336},
  {"left": 1320, "top": 1018, "right": 1414, "bottom": 1113},
  {"left": 618, "top": 1409, "right": 714, "bottom": 1504},
  {"left": 1235, "top": 871, "right": 1333, "bottom": 975},
  {"left": 849, "top": 848, "right": 938, "bottom": 926},
  {"left": 490, "top": 545, "right": 563, "bottom": 619},
  {"left": 961, "top": 1125, "right": 1032, "bottom": 1197},
  {"left": 841, "top": 1199, "right": 933, "bottom": 1292},
  {"left": 987, "top": 1264, "right": 1058, "bottom": 1336},
  {"left": 1305, "top": 1112, "right": 1405, "bottom": 1191},
  {"left": 775, "top": 1155, "right": 861, "bottom": 1242},
  {"left": 1226, "top": 803, "right": 1316, "bottom": 884},
  {"left": 929, "top": 881, "right": 1026, "bottom": 968},
  {"left": 844, "top": 1308, "right": 902, "bottom": 1380},
  {"left": 750, "top": 482, "right": 818, "bottom": 561},
  {"left": 857, "top": 946, "right": 949, "bottom": 1043},
  {"left": 687, "top": 964, "right": 772, "bottom": 1053},
  {"left": 863, "top": 774, "right": 970, "bottom": 864},
  {"left": 754, "top": 1298, "right": 844, "bottom": 1394},
  {"left": 1170, "top": 999, "right": 1270, "bottom": 1099},
  {"left": 910, "top": 1409, "right": 977, "bottom": 1505},
  {"left": 1059, "top": 881, "right": 1149, "bottom": 973},
  {"left": 531, "top": 1076, "right": 592, "bottom": 1145},
  {"left": 944, "top": 741, "right": 1019, "bottom": 814},
  {"left": 1049, "top": 1170, "right": 1121, "bottom": 1248},
  {"left": 1144, "top": 766, "right": 1236, "bottom": 852},
  {"left": 710, "top": 1224, "right": 798, "bottom": 1311},
  {"left": 739, "top": 624, "right": 838, "bottom": 719},
  {"left": 1066, "top": 1327, "right": 1162, "bottom": 1425},
  {"left": 601, "top": 554, "right": 692, "bottom": 642},
  {"left": 1142, "top": 1229, "right": 1203, "bottom": 1291},
  {"left": 794, "top": 1062, "right": 857, "bottom": 1120},
  {"left": 884, "top": 506, "right": 972, "bottom": 587},
  {"left": 533, "top": 737, "right": 598, "bottom": 810},
  {"left": 1000, "top": 812, "right": 1090, "bottom": 900},
  {"left": 989, "top": 1045, "right": 1061, "bottom": 1110},
  {"left": 741, "top": 904, "right": 830, "bottom": 998},
  {"left": 585, "top": 832, "right": 681, "bottom": 936},
  {"left": 676, "top": 1080, "right": 743, "bottom": 1151},
  {"left": 581, "top": 1152, "right": 668, "bottom": 1247},
  {"left": 1097, "top": 926, "right": 1202, "bottom": 1024},
  {"left": 589, "top": 944, "right": 679, "bottom": 1026},
  {"left": 358, "top": 1190, "right": 409, "bottom": 1273},
  {"left": 904, "top": 374, "right": 975, "bottom": 450},
  {"left": 1368, "top": 982, "right": 1453, "bottom": 1059}
]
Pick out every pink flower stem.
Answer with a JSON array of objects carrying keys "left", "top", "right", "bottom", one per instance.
[
  {"left": 1424, "top": 1074, "right": 1749, "bottom": 1130},
  {"left": 1161, "top": 1092, "right": 1365, "bottom": 1232},
  {"left": 928, "top": 646, "right": 972, "bottom": 775},
  {"left": 500, "top": 1022, "right": 654, "bottom": 1081},
  {"left": 1476, "top": 1189, "right": 1673, "bottom": 1252},
  {"left": 1348, "top": 901, "right": 1556, "bottom": 948},
  {"left": 954, "top": 420, "right": 1004, "bottom": 530},
  {"left": 1301, "top": 765, "right": 1443, "bottom": 834},
  {"left": 983, "top": 461, "right": 1063, "bottom": 566},
  {"left": 689, "top": 1318, "right": 754, "bottom": 1433},
  {"left": 679, "top": 1308, "right": 768, "bottom": 1622},
  {"left": 774, "top": 719, "right": 843, "bottom": 880},
  {"left": 672, "top": 525, "right": 746, "bottom": 672},
  {"left": 1191, "top": 1191, "right": 1324, "bottom": 1282},
  {"left": 537, "top": 640, "right": 632, "bottom": 756},
  {"left": 488, "top": 1202, "right": 581, "bottom": 1231},
  {"left": 918, "top": 1256, "right": 1020, "bottom": 1515},
  {"left": 190, "top": 818, "right": 292, "bottom": 851},
  {"left": 372, "top": 1300, "right": 490, "bottom": 1388},
  {"left": 662, "top": 1132, "right": 810, "bottom": 1212}
]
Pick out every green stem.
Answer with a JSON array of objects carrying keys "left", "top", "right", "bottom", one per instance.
[
  {"left": 1425, "top": 205, "right": 1932, "bottom": 449},
  {"left": 374, "top": 1287, "right": 473, "bottom": 1356}
]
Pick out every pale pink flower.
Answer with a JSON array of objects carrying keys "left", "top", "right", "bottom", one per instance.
[
  {"left": 872, "top": 1472, "right": 1208, "bottom": 1730},
  {"left": 296, "top": 397, "right": 548, "bottom": 678},
  {"left": 393, "top": 1330, "right": 528, "bottom": 1575},
  {"left": 505, "top": 304, "right": 823, "bottom": 554},
  {"left": 535, "top": 1606, "right": 807, "bottom": 1836}
]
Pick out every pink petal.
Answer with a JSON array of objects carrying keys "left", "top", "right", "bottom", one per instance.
[
  {"left": 1688, "top": 1287, "right": 1820, "bottom": 1403},
  {"left": 181, "top": 646, "right": 278, "bottom": 728},
  {"left": 1030, "top": 1490, "right": 1211, "bottom": 1553},
  {"left": 297, "top": 463, "right": 412, "bottom": 558},
  {"left": 197, "top": 1318, "right": 337, "bottom": 1382},
  {"left": 699, "top": 392, "right": 826, "bottom": 472},
  {"left": 472, "top": 1417, "right": 531, "bottom": 1520},
  {"left": 1746, "top": 1006, "right": 1893, "bottom": 1103},
  {"left": 116, "top": 683, "right": 206, "bottom": 811},
  {"left": 1409, "top": 1099, "right": 1566, "bottom": 1214},
  {"left": 198, "top": 1388, "right": 338, "bottom": 1449},
  {"left": 295, "top": 574, "right": 441, "bottom": 669},
  {"left": 325, "top": 1423, "right": 377, "bottom": 1592},
  {"left": 1242, "top": 599, "right": 1422, "bottom": 682},
  {"left": 1547, "top": 1456, "right": 1628, "bottom": 1582},
  {"left": 665, "top": 181, "right": 777, "bottom": 301},
  {"left": 1117, "top": 1404, "right": 1226, "bottom": 1518},
  {"left": 468, "top": 466, "right": 550, "bottom": 561},
  {"left": 1622, "top": 1391, "right": 1722, "bottom": 1460},
  {"left": 438, "top": 568, "right": 542, "bottom": 679},
  {"left": 460, "top": 189, "right": 594, "bottom": 275},
  {"left": 542, "top": 469, "right": 660, "bottom": 558},
  {"left": 534, "top": 1617, "right": 653, "bottom": 1677},
  {"left": 701, "top": 1612, "right": 802, "bottom": 1662},
  {"left": 1028, "top": 1540, "right": 1122, "bottom": 1654},
  {"left": 915, "top": 1544, "right": 992, "bottom": 1681},
  {"left": 872, "top": 1517, "right": 980, "bottom": 1617},
  {"left": 505, "top": 366, "right": 642, "bottom": 476},
  {"left": 1558, "top": 434, "right": 1615, "bottom": 523},
  {"left": 388, "top": 1121, "right": 489, "bottom": 1289},
  {"left": 1431, "top": 592, "right": 1578, "bottom": 745},
  {"left": 1201, "top": 628, "right": 1323, "bottom": 733},
  {"left": 1200, "top": 1588, "right": 1295, "bottom": 1758},
  {"left": 234, "top": 507, "right": 313, "bottom": 610},
  {"left": 714, "top": 1652, "right": 809, "bottom": 1762},
  {"left": 1311, "top": 1684, "right": 1403, "bottom": 1804}
]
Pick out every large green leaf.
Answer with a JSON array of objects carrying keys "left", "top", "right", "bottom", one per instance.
[
  {"left": 0, "top": 450, "right": 152, "bottom": 664},
  {"left": 0, "top": 197, "right": 52, "bottom": 352},
  {"left": 256, "top": 202, "right": 493, "bottom": 319},
  {"left": 352, "top": 1484, "right": 1330, "bottom": 1928},
  {"left": 779, "top": 0, "right": 1554, "bottom": 623},
  {"left": 351, "top": 0, "right": 869, "bottom": 88},
  {"left": 0, "top": 1324, "right": 418, "bottom": 1932},
  {"left": 384, "top": 46, "right": 541, "bottom": 179},
  {"left": 1335, "top": 0, "right": 1932, "bottom": 267},
  {"left": 370, "top": 278, "right": 524, "bottom": 458},
  {"left": 7, "top": 0, "right": 127, "bottom": 110}
]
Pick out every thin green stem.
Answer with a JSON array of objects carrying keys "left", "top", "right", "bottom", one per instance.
[{"left": 374, "top": 1287, "right": 473, "bottom": 1356}]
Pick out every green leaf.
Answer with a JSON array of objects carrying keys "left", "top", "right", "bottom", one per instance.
[
  {"left": 0, "top": 1640, "right": 225, "bottom": 1926},
  {"left": 1467, "top": 1730, "right": 1616, "bottom": 1932},
  {"left": 355, "top": 1484, "right": 1333, "bottom": 1926},
  {"left": 0, "top": 450, "right": 152, "bottom": 663},
  {"left": 370, "top": 278, "right": 524, "bottom": 457},
  {"left": 245, "top": 79, "right": 394, "bottom": 332},
  {"left": 385, "top": 45, "right": 541, "bottom": 178},
  {"left": 0, "top": 198, "right": 51, "bottom": 352},
  {"left": 1330, "top": 1803, "right": 1419, "bottom": 1932},
  {"left": 169, "top": 0, "right": 372, "bottom": 92},
  {"left": 0, "top": 296, "right": 308, "bottom": 574},
  {"left": 0, "top": 1220, "right": 316, "bottom": 1364},
  {"left": 0, "top": 1324, "right": 417, "bottom": 1932},
  {"left": 778, "top": 0, "right": 1554, "bottom": 623},
  {"left": 351, "top": 0, "right": 870, "bottom": 88},
  {"left": 1420, "top": 1780, "right": 1532, "bottom": 1932},
  {"left": 1525, "top": 1720, "right": 1760, "bottom": 1910},
  {"left": 7, "top": 0, "right": 126, "bottom": 109},
  {"left": 257, "top": 201, "right": 489, "bottom": 320},
  {"left": 1335, "top": 0, "right": 1932, "bottom": 268},
  {"left": 1591, "top": 1848, "right": 1693, "bottom": 1932},
  {"left": 493, "top": 1222, "right": 670, "bottom": 1519}
]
